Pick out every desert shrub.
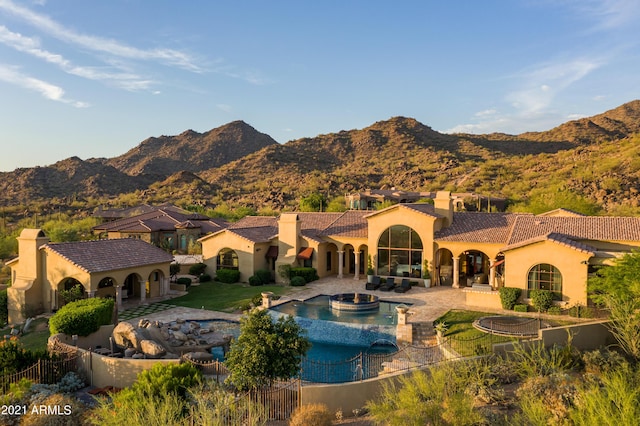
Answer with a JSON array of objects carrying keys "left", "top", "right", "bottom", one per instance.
[
  {"left": 498, "top": 287, "right": 521, "bottom": 310},
  {"left": 49, "top": 297, "right": 114, "bottom": 337},
  {"left": 0, "top": 339, "right": 54, "bottom": 375},
  {"left": 130, "top": 363, "right": 201, "bottom": 399},
  {"left": 567, "top": 304, "right": 593, "bottom": 318},
  {"left": 188, "top": 262, "right": 207, "bottom": 276},
  {"left": 289, "top": 267, "right": 318, "bottom": 283},
  {"left": 514, "top": 304, "right": 528, "bottom": 312},
  {"left": 216, "top": 268, "right": 240, "bottom": 284},
  {"left": 248, "top": 275, "right": 262, "bottom": 287},
  {"left": 547, "top": 306, "right": 562, "bottom": 315},
  {"left": 514, "top": 373, "right": 579, "bottom": 426},
  {"left": 0, "top": 378, "right": 32, "bottom": 404},
  {"left": 289, "top": 403, "right": 333, "bottom": 426},
  {"left": 20, "top": 393, "right": 87, "bottom": 426},
  {"left": 198, "top": 273, "right": 211, "bottom": 283},
  {"left": 290, "top": 276, "right": 306, "bottom": 287},
  {"left": 0, "top": 289, "right": 7, "bottom": 325},
  {"left": 251, "top": 293, "right": 263, "bottom": 307},
  {"left": 255, "top": 269, "right": 272, "bottom": 285},
  {"left": 530, "top": 290, "right": 554, "bottom": 312},
  {"left": 508, "top": 337, "right": 580, "bottom": 379},
  {"left": 581, "top": 348, "right": 628, "bottom": 376}
]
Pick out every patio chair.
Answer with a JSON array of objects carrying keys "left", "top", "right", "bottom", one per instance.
[
  {"left": 366, "top": 275, "right": 381, "bottom": 290},
  {"left": 379, "top": 277, "right": 396, "bottom": 291},
  {"left": 394, "top": 278, "right": 411, "bottom": 293}
]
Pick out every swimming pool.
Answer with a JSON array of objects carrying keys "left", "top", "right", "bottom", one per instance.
[{"left": 270, "top": 294, "right": 408, "bottom": 326}]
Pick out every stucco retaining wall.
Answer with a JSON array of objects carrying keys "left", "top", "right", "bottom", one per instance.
[{"left": 463, "top": 288, "right": 502, "bottom": 310}]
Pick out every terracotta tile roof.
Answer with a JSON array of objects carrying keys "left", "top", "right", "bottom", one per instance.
[
  {"left": 435, "top": 212, "right": 522, "bottom": 244},
  {"left": 507, "top": 215, "right": 640, "bottom": 244},
  {"left": 298, "top": 213, "right": 343, "bottom": 242},
  {"left": 320, "top": 210, "right": 369, "bottom": 238},
  {"left": 226, "top": 216, "right": 278, "bottom": 243},
  {"left": 42, "top": 239, "right": 174, "bottom": 273},
  {"left": 502, "top": 232, "right": 597, "bottom": 254},
  {"left": 93, "top": 207, "right": 228, "bottom": 235}
]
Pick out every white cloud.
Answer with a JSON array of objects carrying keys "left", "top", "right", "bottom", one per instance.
[
  {"left": 216, "top": 104, "right": 232, "bottom": 112},
  {"left": 571, "top": 0, "right": 640, "bottom": 30},
  {"left": 0, "top": 0, "right": 203, "bottom": 72},
  {"left": 0, "top": 64, "right": 87, "bottom": 106}
]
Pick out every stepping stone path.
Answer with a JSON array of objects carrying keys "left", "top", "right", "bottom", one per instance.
[{"left": 118, "top": 303, "right": 177, "bottom": 320}]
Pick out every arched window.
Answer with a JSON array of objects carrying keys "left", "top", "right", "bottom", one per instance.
[
  {"left": 218, "top": 248, "right": 239, "bottom": 270},
  {"left": 98, "top": 277, "right": 114, "bottom": 288},
  {"left": 377, "top": 225, "right": 423, "bottom": 277},
  {"left": 527, "top": 263, "right": 562, "bottom": 299}
]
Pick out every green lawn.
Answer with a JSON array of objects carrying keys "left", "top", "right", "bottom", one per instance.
[
  {"left": 0, "top": 317, "right": 51, "bottom": 352},
  {"left": 162, "top": 280, "right": 289, "bottom": 312}
]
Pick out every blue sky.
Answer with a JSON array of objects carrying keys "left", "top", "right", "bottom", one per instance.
[{"left": 0, "top": 0, "right": 639, "bottom": 172}]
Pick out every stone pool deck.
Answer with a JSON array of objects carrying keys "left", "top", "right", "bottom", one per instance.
[{"left": 119, "top": 276, "right": 486, "bottom": 326}]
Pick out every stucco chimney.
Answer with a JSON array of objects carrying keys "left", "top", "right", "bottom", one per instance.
[
  {"left": 434, "top": 191, "right": 454, "bottom": 227},
  {"left": 278, "top": 213, "right": 301, "bottom": 259}
]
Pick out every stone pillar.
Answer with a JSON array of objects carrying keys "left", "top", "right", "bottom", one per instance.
[
  {"left": 353, "top": 251, "right": 361, "bottom": 280},
  {"left": 395, "top": 305, "right": 413, "bottom": 345},
  {"left": 452, "top": 256, "right": 460, "bottom": 288},
  {"left": 115, "top": 286, "right": 123, "bottom": 310},
  {"left": 261, "top": 292, "right": 274, "bottom": 309},
  {"left": 337, "top": 250, "right": 344, "bottom": 278},
  {"left": 86, "top": 290, "right": 96, "bottom": 298},
  {"left": 140, "top": 281, "right": 146, "bottom": 303},
  {"left": 489, "top": 259, "right": 496, "bottom": 290}
]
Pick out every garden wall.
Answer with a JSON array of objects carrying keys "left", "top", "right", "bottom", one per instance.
[{"left": 463, "top": 288, "right": 502, "bottom": 310}]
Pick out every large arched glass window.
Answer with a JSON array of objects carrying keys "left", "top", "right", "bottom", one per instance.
[
  {"left": 377, "top": 225, "right": 423, "bottom": 277},
  {"left": 218, "top": 248, "right": 239, "bottom": 270},
  {"left": 527, "top": 263, "right": 562, "bottom": 299}
]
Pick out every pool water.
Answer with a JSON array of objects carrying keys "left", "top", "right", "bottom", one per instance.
[{"left": 270, "top": 295, "right": 408, "bottom": 326}]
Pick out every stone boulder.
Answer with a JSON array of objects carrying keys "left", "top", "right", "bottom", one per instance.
[
  {"left": 113, "top": 322, "right": 143, "bottom": 351},
  {"left": 140, "top": 339, "right": 166, "bottom": 359}
]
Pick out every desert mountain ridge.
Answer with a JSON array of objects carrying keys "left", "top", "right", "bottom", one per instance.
[{"left": 1, "top": 100, "right": 640, "bottom": 213}]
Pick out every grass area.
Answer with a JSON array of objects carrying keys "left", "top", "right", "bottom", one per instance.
[
  {"left": 162, "top": 280, "right": 289, "bottom": 312},
  {"left": 435, "top": 310, "right": 515, "bottom": 357},
  {"left": 0, "top": 317, "right": 51, "bottom": 352}
]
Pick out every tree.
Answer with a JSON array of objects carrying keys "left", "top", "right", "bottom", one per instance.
[
  {"left": 299, "top": 193, "right": 327, "bottom": 212},
  {"left": 225, "top": 308, "right": 310, "bottom": 390}
]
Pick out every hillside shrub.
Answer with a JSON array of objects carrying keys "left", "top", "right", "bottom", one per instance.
[
  {"left": 514, "top": 304, "right": 528, "bottom": 313},
  {"left": 198, "top": 273, "right": 211, "bottom": 283},
  {"left": 248, "top": 275, "right": 262, "bottom": 286},
  {"left": 0, "top": 289, "right": 7, "bottom": 325},
  {"left": 188, "top": 262, "right": 207, "bottom": 276},
  {"left": 289, "top": 267, "right": 318, "bottom": 283},
  {"left": 289, "top": 403, "right": 333, "bottom": 426},
  {"left": 176, "top": 277, "right": 192, "bottom": 288},
  {"left": 290, "top": 276, "right": 306, "bottom": 287},
  {"left": 216, "top": 268, "right": 240, "bottom": 284},
  {"left": 49, "top": 297, "right": 114, "bottom": 336},
  {"left": 255, "top": 268, "right": 272, "bottom": 285},
  {"left": 530, "top": 290, "right": 554, "bottom": 312},
  {"left": 499, "top": 287, "right": 521, "bottom": 310}
]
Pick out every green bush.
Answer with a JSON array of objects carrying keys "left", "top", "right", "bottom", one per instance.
[
  {"left": 0, "top": 289, "right": 7, "bottom": 325},
  {"left": 176, "top": 277, "right": 192, "bottom": 288},
  {"left": 129, "top": 362, "right": 202, "bottom": 399},
  {"left": 514, "top": 304, "right": 529, "bottom": 313},
  {"left": 251, "top": 293, "right": 263, "bottom": 307},
  {"left": 49, "top": 297, "right": 114, "bottom": 336},
  {"left": 547, "top": 306, "right": 562, "bottom": 315},
  {"left": 499, "top": 287, "right": 522, "bottom": 310},
  {"left": 198, "top": 273, "right": 211, "bottom": 283},
  {"left": 530, "top": 290, "right": 554, "bottom": 312},
  {"left": 248, "top": 275, "right": 262, "bottom": 286},
  {"left": 290, "top": 276, "right": 306, "bottom": 287},
  {"left": 188, "top": 262, "right": 207, "bottom": 276},
  {"left": 255, "top": 268, "right": 272, "bottom": 285},
  {"left": 0, "top": 339, "right": 55, "bottom": 375},
  {"left": 568, "top": 304, "right": 594, "bottom": 318},
  {"left": 289, "top": 267, "right": 318, "bottom": 283},
  {"left": 216, "top": 268, "right": 240, "bottom": 283}
]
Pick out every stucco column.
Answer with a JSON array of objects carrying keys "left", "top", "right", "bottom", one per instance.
[
  {"left": 337, "top": 250, "right": 344, "bottom": 278},
  {"left": 353, "top": 251, "right": 361, "bottom": 280},
  {"left": 140, "top": 281, "right": 146, "bottom": 303},
  {"left": 86, "top": 290, "right": 96, "bottom": 298},
  {"left": 115, "top": 286, "right": 123, "bottom": 310},
  {"left": 489, "top": 259, "right": 496, "bottom": 290},
  {"left": 452, "top": 256, "right": 460, "bottom": 288}
]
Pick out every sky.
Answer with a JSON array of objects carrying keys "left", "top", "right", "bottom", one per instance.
[{"left": 0, "top": 0, "right": 639, "bottom": 172}]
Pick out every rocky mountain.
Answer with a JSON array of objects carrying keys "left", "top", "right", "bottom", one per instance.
[{"left": 1, "top": 100, "right": 640, "bottom": 213}]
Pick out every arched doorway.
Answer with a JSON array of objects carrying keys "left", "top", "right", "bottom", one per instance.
[
  {"left": 435, "top": 248, "right": 454, "bottom": 286},
  {"left": 146, "top": 269, "right": 165, "bottom": 298},
  {"left": 461, "top": 250, "right": 490, "bottom": 286},
  {"left": 325, "top": 243, "right": 338, "bottom": 275},
  {"left": 97, "top": 277, "right": 116, "bottom": 299},
  {"left": 56, "top": 278, "right": 85, "bottom": 308},
  {"left": 123, "top": 273, "right": 142, "bottom": 301}
]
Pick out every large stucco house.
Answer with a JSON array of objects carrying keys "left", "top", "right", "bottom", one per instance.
[
  {"left": 200, "top": 191, "right": 640, "bottom": 309},
  {"left": 7, "top": 229, "right": 174, "bottom": 324}
]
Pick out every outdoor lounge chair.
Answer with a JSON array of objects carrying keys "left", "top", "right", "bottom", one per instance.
[
  {"left": 379, "top": 277, "right": 396, "bottom": 291},
  {"left": 394, "top": 278, "right": 411, "bottom": 293},
  {"left": 366, "top": 275, "right": 381, "bottom": 290}
]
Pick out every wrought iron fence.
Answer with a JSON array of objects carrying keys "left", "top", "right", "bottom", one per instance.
[{"left": 0, "top": 354, "right": 81, "bottom": 393}]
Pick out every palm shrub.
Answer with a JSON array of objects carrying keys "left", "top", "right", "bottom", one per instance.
[
  {"left": 529, "top": 289, "right": 554, "bottom": 312},
  {"left": 498, "top": 287, "right": 521, "bottom": 310}
]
